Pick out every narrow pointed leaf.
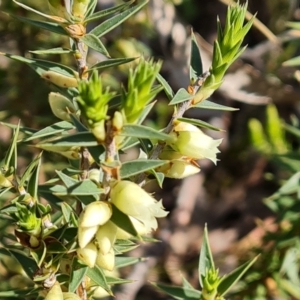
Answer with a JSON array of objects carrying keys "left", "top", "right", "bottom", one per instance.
[
  {"left": 169, "top": 88, "right": 193, "bottom": 105},
  {"left": 89, "top": 57, "right": 137, "bottom": 72},
  {"left": 85, "top": 0, "right": 134, "bottom": 22},
  {"left": 106, "top": 276, "right": 133, "bottom": 285},
  {"left": 190, "top": 30, "right": 203, "bottom": 82},
  {"left": 115, "top": 257, "right": 143, "bottom": 268},
  {"left": 69, "top": 258, "right": 88, "bottom": 292},
  {"left": 218, "top": 255, "right": 259, "bottom": 296},
  {"left": 177, "top": 117, "right": 223, "bottom": 131},
  {"left": 153, "top": 283, "right": 202, "bottom": 300},
  {"left": 24, "top": 121, "right": 74, "bottom": 142},
  {"left": 27, "top": 154, "right": 42, "bottom": 200},
  {"left": 56, "top": 170, "right": 78, "bottom": 187},
  {"left": 120, "top": 124, "right": 172, "bottom": 141},
  {"left": 30, "top": 240, "right": 47, "bottom": 267},
  {"left": 199, "top": 225, "right": 215, "bottom": 288},
  {"left": 193, "top": 99, "right": 238, "bottom": 111},
  {"left": 30, "top": 48, "right": 73, "bottom": 55},
  {"left": 120, "top": 159, "right": 167, "bottom": 178},
  {"left": 80, "top": 34, "right": 109, "bottom": 56},
  {"left": 9, "top": 14, "right": 67, "bottom": 36},
  {"left": 3, "top": 123, "right": 19, "bottom": 171},
  {"left": 19, "top": 153, "right": 42, "bottom": 189},
  {"left": 13, "top": 0, "right": 68, "bottom": 23},
  {"left": 38, "top": 132, "right": 98, "bottom": 147},
  {"left": 90, "top": 0, "right": 148, "bottom": 37},
  {"left": 87, "top": 266, "right": 111, "bottom": 293},
  {"left": 85, "top": 0, "right": 98, "bottom": 18},
  {"left": 156, "top": 73, "right": 174, "bottom": 101}
]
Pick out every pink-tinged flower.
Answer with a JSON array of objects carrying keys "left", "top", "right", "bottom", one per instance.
[{"left": 110, "top": 181, "right": 168, "bottom": 233}]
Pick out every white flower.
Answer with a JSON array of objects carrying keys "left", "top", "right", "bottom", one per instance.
[
  {"left": 168, "top": 122, "right": 222, "bottom": 164},
  {"left": 110, "top": 181, "right": 169, "bottom": 233},
  {"left": 95, "top": 221, "right": 117, "bottom": 255},
  {"left": 96, "top": 248, "right": 115, "bottom": 271},
  {"left": 78, "top": 225, "right": 99, "bottom": 249}
]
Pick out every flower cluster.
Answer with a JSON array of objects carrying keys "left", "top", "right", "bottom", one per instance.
[
  {"left": 157, "top": 121, "right": 222, "bottom": 179},
  {"left": 77, "top": 181, "right": 168, "bottom": 269}
]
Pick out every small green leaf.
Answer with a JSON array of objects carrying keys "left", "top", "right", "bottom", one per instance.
[
  {"left": 199, "top": 225, "right": 215, "bottom": 288},
  {"left": 30, "top": 48, "right": 73, "bottom": 55},
  {"left": 90, "top": 0, "right": 148, "bottom": 37},
  {"left": 80, "top": 34, "right": 109, "bottom": 56},
  {"left": 85, "top": 0, "right": 98, "bottom": 18},
  {"left": 19, "top": 154, "right": 41, "bottom": 188},
  {"left": 89, "top": 57, "right": 137, "bottom": 72},
  {"left": 69, "top": 258, "right": 88, "bottom": 293},
  {"left": 3, "top": 123, "right": 19, "bottom": 172},
  {"left": 121, "top": 124, "right": 172, "bottom": 141},
  {"left": 177, "top": 117, "right": 223, "bottom": 131},
  {"left": 153, "top": 283, "right": 202, "bottom": 300},
  {"left": 114, "top": 239, "right": 139, "bottom": 254},
  {"left": 156, "top": 73, "right": 174, "bottom": 101},
  {"left": 193, "top": 99, "right": 238, "bottom": 111},
  {"left": 30, "top": 240, "right": 47, "bottom": 267},
  {"left": 106, "top": 276, "right": 133, "bottom": 285},
  {"left": 190, "top": 30, "right": 203, "bottom": 82},
  {"left": 9, "top": 14, "right": 67, "bottom": 36},
  {"left": 86, "top": 266, "right": 111, "bottom": 293},
  {"left": 38, "top": 132, "right": 98, "bottom": 147},
  {"left": 24, "top": 121, "right": 74, "bottom": 142},
  {"left": 169, "top": 88, "right": 193, "bottom": 105},
  {"left": 0, "top": 288, "right": 39, "bottom": 298},
  {"left": 56, "top": 180, "right": 103, "bottom": 197},
  {"left": 120, "top": 159, "right": 167, "bottom": 178},
  {"left": 26, "top": 153, "right": 42, "bottom": 200},
  {"left": 218, "top": 255, "right": 259, "bottom": 296},
  {"left": 115, "top": 256, "right": 143, "bottom": 268},
  {"left": 56, "top": 170, "right": 78, "bottom": 187},
  {"left": 61, "top": 202, "right": 75, "bottom": 223},
  {"left": 110, "top": 204, "right": 138, "bottom": 238},
  {"left": 85, "top": 0, "right": 134, "bottom": 22},
  {"left": 150, "top": 170, "right": 165, "bottom": 188}
]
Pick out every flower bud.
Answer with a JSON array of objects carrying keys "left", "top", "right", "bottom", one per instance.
[
  {"left": 168, "top": 122, "right": 222, "bottom": 164},
  {"left": 41, "top": 71, "right": 78, "bottom": 88},
  {"left": 48, "top": 92, "right": 76, "bottom": 122},
  {"left": 79, "top": 201, "right": 112, "bottom": 228},
  {"left": 78, "top": 225, "right": 98, "bottom": 249},
  {"left": 0, "top": 174, "right": 12, "bottom": 188},
  {"left": 157, "top": 159, "right": 200, "bottom": 179},
  {"left": 95, "top": 221, "right": 117, "bottom": 255},
  {"left": 88, "top": 169, "right": 101, "bottom": 184},
  {"left": 45, "top": 281, "right": 63, "bottom": 300},
  {"left": 72, "top": 0, "right": 90, "bottom": 20},
  {"left": 96, "top": 248, "right": 115, "bottom": 271},
  {"left": 110, "top": 181, "right": 168, "bottom": 233},
  {"left": 91, "top": 120, "right": 106, "bottom": 143},
  {"left": 77, "top": 242, "right": 98, "bottom": 268},
  {"left": 112, "top": 111, "right": 124, "bottom": 132},
  {"left": 91, "top": 286, "right": 110, "bottom": 298}
]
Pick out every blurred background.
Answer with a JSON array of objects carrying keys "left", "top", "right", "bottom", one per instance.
[{"left": 1, "top": 0, "right": 300, "bottom": 299}]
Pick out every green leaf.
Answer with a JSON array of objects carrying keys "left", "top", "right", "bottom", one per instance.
[
  {"left": 69, "top": 258, "right": 88, "bottom": 293},
  {"left": 30, "top": 48, "right": 73, "bottom": 55},
  {"left": 85, "top": 0, "right": 134, "bottom": 22},
  {"left": 150, "top": 170, "right": 165, "bottom": 188},
  {"left": 30, "top": 240, "right": 47, "bottom": 267},
  {"left": 9, "top": 14, "right": 67, "bottom": 36},
  {"left": 177, "top": 117, "right": 223, "bottom": 131},
  {"left": 38, "top": 132, "right": 98, "bottom": 147},
  {"left": 85, "top": 0, "right": 98, "bottom": 18},
  {"left": 90, "top": 0, "right": 148, "bottom": 37},
  {"left": 153, "top": 283, "right": 202, "bottom": 300},
  {"left": 12, "top": 0, "right": 69, "bottom": 23},
  {"left": 0, "top": 248, "right": 38, "bottom": 278},
  {"left": 190, "top": 30, "right": 203, "bottom": 82},
  {"left": 110, "top": 204, "right": 138, "bottom": 237},
  {"left": 114, "top": 239, "right": 139, "bottom": 254},
  {"left": 218, "top": 255, "right": 259, "bottom": 296},
  {"left": 61, "top": 202, "right": 75, "bottom": 223},
  {"left": 3, "top": 123, "right": 19, "bottom": 172},
  {"left": 56, "top": 170, "right": 78, "bottom": 187},
  {"left": 115, "top": 256, "right": 143, "bottom": 268},
  {"left": 121, "top": 124, "right": 172, "bottom": 141},
  {"left": 120, "top": 159, "right": 167, "bottom": 178},
  {"left": 156, "top": 73, "right": 174, "bottom": 101},
  {"left": 193, "top": 99, "right": 238, "bottom": 111},
  {"left": 55, "top": 180, "right": 103, "bottom": 197},
  {"left": 19, "top": 154, "right": 41, "bottom": 188},
  {"left": 26, "top": 153, "right": 42, "bottom": 200},
  {"left": 24, "top": 121, "right": 74, "bottom": 142},
  {"left": 0, "top": 122, "right": 37, "bottom": 136},
  {"left": 0, "top": 288, "right": 39, "bottom": 298},
  {"left": 89, "top": 57, "right": 137, "bottom": 72},
  {"left": 86, "top": 266, "right": 111, "bottom": 293},
  {"left": 199, "top": 225, "right": 215, "bottom": 288},
  {"left": 169, "top": 88, "right": 193, "bottom": 105},
  {"left": 280, "top": 278, "right": 300, "bottom": 298},
  {"left": 80, "top": 34, "right": 109, "bottom": 56},
  {"left": 0, "top": 53, "right": 77, "bottom": 79},
  {"left": 106, "top": 276, "right": 133, "bottom": 285}
]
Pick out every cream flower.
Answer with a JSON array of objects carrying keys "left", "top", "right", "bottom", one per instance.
[
  {"left": 110, "top": 181, "right": 168, "bottom": 233},
  {"left": 168, "top": 122, "right": 222, "bottom": 164}
]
